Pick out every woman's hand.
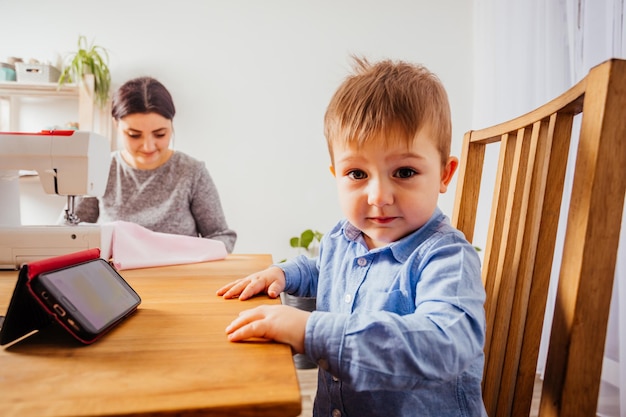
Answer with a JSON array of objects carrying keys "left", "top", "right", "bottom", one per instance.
[
  {"left": 216, "top": 266, "right": 286, "bottom": 300},
  {"left": 225, "top": 305, "right": 310, "bottom": 353}
]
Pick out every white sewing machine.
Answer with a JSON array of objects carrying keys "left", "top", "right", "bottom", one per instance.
[{"left": 0, "top": 130, "right": 110, "bottom": 269}]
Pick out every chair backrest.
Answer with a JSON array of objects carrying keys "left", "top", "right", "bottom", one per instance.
[{"left": 452, "top": 58, "right": 626, "bottom": 417}]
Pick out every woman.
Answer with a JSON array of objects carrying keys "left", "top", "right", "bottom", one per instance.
[{"left": 74, "top": 76, "right": 237, "bottom": 253}]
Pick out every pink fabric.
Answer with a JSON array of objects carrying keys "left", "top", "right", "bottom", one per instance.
[{"left": 100, "top": 221, "right": 227, "bottom": 270}]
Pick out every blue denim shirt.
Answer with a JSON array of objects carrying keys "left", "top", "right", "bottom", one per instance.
[{"left": 280, "top": 208, "right": 487, "bottom": 417}]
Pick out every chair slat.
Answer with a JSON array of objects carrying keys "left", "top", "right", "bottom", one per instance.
[
  {"left": 481, "top": 133, "right": 514, "bottom": 376},
  {"left": 452, "top": 131, "right": 484, "bottom": 243}
]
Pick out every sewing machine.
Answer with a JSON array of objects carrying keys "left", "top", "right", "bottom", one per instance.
[{"left": 0, "top": 130, "right": 110, "bottom": 269}]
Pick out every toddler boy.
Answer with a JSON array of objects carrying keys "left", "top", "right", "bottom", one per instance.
[{"left": 218, "top": 57, "right": 486, "bottom": 417}]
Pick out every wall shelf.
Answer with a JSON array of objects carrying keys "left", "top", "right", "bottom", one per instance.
[
  {"left": 0, "top": 75, "right": 112, "bottom": 139},
  {"left": 0, "top": 81, "right": 79, "bottom": 98}
]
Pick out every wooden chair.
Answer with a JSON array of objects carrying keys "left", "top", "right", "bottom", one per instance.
[{"left": 452, "top": 58, "right": 626, "bottom": 416}]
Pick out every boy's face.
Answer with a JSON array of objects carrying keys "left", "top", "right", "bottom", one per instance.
[{"left": 330, "top": 130, "right": 457, "bottom": 249}]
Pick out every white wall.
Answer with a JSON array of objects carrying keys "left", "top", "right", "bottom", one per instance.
[{"left": 0, "top": 0, "right": 474, "bottom": 262}]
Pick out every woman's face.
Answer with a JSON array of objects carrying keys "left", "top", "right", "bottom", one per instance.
[{"left": 117, "top": 112, "right": 173, "bottom": 170}]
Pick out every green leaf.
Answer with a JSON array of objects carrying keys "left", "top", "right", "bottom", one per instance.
[
  {"left": 288, "top": 229, "right": 324, "bottom": 252},
  {"left": 299, "top": 229, "right": 315, "bottom": 250},
  {"left": 58, "top": 35, "right": 111, "bottom": 108}
]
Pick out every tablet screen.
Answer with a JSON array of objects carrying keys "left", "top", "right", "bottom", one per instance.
[{"left": 37, "top": 259, "right": 140, "bottom": 334}]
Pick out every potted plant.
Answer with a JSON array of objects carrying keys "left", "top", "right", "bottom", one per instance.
[
  {"left": 289, "top": 229, "right": 323, "bottom": 254},
  {"left": 58, "top": 35, "right": 111, "bottom": 108},
  {"left": 282, "top": 229, "right": 323, "bottom": 369}
]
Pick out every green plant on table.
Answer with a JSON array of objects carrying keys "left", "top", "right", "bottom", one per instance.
[
  {"left": 279, "top": 229, "right": 323, "bottom": 263},
  {"left": 290, "top": 229, "right": 323, "bottom": 253},
  {"left": 58, "top": 35, "right": 111, "bottom": 108}
]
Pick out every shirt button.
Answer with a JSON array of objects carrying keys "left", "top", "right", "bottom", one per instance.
[
  {"left": 332, "top": 409, "right": 342, "bottom": 417},
  {"left": 357, "top": 257, "right": 367, "bottom": 266},
  {"left": 344, "top": 294, "right": 352, "bottom": 303}
]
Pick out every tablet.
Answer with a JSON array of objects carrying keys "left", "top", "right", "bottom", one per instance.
[{"left": 30, "top": 258, "right": 141, "bottom": 342}]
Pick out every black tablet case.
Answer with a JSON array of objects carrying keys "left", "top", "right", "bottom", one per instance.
[{"left": 0, "top": 248, "right": 102, "bottom": 345}]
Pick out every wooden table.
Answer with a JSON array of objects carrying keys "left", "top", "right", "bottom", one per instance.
[{"left": 0, "top": 254, "right": 302, "bottom": 417}]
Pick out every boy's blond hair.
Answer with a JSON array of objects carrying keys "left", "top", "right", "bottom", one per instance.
[{"left": 324, "top": 57, "right": 452, "bottom": 166}]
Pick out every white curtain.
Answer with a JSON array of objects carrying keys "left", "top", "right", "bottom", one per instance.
[{"left": 472, "top": 0, "right": 625, "bottom": 415}]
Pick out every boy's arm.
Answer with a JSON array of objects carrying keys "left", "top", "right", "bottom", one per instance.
[
  {"left": 217, "top": 253, "right": 319, "bottom": 300},
  {"left": 305, "top": 239, "right": 486, "bottom": 391},
  {"left": 278, "top": 254, "right": 319, "bottom": 297},
  {"left": 222, "top": 254, "right": 321, "bottom": 351}
]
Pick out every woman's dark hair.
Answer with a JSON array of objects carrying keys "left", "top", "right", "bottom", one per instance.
[{"left": 111, "top": 77, "right": 176, "bottom": 121}]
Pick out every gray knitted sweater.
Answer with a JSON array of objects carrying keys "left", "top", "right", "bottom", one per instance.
[{"left": 74, "top": 151, "right": 237, "bottom": 253}]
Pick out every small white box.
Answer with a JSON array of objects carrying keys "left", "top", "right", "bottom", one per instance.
[{"left": 15, "top": 62, "right": 61, "bottom": 83}]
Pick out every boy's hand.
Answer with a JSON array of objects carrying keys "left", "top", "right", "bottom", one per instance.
[
  {"left": 216, "top": 266, "right": 286, "bottom": 300},
  {"left": 225, "top": 305, "right": 310, "bottom": 353}
]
